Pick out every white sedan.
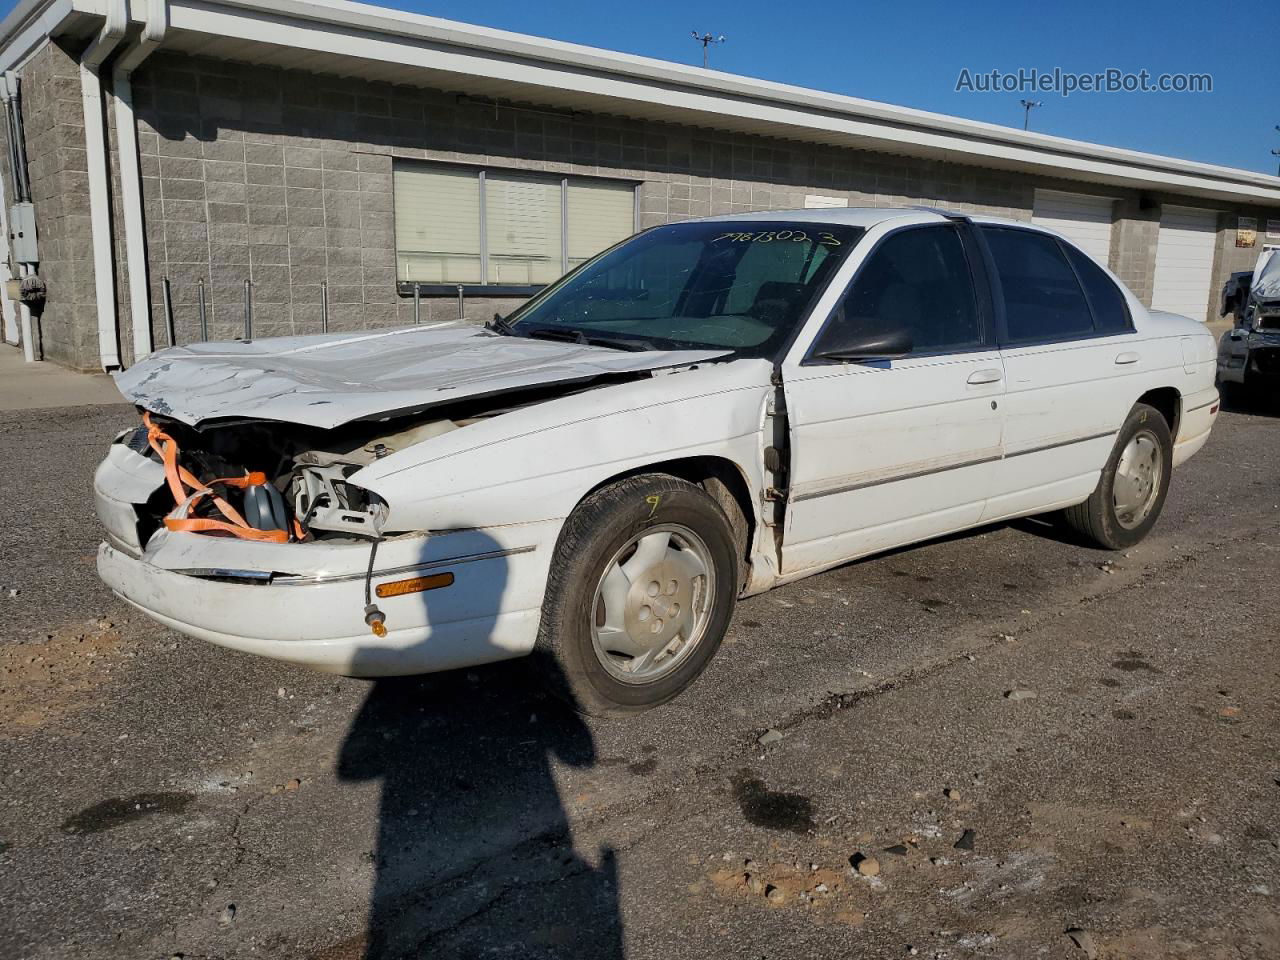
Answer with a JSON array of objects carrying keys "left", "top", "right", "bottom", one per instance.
[{"left": 94, "top": 208, "right": 1219, "bottom": 714}]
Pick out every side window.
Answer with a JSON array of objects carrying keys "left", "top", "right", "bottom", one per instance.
[
  {"left": 982, "top": 227, "right": 1095, "bottom": 343},
  {"left": 1062, "top": 243, "right": 1132, "bottom": 334},
  {"left": 820, "top": 225, "right": 982, "bottom": 355}
]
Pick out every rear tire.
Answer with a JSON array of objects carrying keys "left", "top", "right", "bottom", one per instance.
[
  {"left": 534, "top": 474, "right": 738, "bottom": 716},
  {"left": 1063, "top": 402, "right": 1172, "bottom": 550}
]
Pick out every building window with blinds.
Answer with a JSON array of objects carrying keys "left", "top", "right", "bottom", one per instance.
[{"left": 393, "top": 162, "right": 637, "bottom": 290}]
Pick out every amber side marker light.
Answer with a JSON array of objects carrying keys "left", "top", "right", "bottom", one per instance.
[{"left": 375, "top": 571, "right": 455, "bottom": 598}]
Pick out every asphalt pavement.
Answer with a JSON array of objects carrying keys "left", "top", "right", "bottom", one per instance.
[{"left": 1, "top": 393, "right": 1277, "bottom": 960}]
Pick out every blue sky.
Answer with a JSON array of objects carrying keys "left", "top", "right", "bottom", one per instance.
[
  {"left": 377, "top": 0, "right": 1278, "bottom": 175},
  {"left": 5, "top": 0, "right": 1274, "bottom": 172}
]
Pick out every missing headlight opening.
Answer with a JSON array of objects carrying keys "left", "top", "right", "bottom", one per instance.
[{"left": 126, "top": 412, "right": 404, "bottom": 548}]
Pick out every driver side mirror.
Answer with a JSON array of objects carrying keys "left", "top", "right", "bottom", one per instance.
[{"left": 812, "top": 324, "right": 913, "bottom": 362}]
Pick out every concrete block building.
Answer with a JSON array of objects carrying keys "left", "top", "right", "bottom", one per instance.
[{"left": 0, "top": 0, "right": 1278, "bottom": 371}]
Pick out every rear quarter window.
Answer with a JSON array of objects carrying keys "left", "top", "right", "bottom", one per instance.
[{"left": 1062, "top": 243, "right": 1133, "bottom": 334}]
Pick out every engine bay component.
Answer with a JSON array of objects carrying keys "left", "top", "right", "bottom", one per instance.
[
  {"left": 243, "top": 482, "right": 290, "bottom": 533},
  {"left": 291, "top": 463, "right": 388, "bottom": 536}
]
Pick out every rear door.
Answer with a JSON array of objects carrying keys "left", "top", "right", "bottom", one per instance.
[
  {"left": 978, "top": 225, "right": 1139, "bottom": 521},
  {"left": 779, "top": 221, "right": 1005, "bottom": 576}
]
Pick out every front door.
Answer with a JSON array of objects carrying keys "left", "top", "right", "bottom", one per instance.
[{"left": 779, "top": 222, "right": 1005, "bottom": 576}]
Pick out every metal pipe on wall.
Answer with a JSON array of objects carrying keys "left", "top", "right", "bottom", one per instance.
[
  {"left": 243, "top": 279, "right": 253, "bottom": 339},
  {"left": 161, "top": 276, "right": 175, "bottom": 346},
  {"left": 197, "top": 278, "right": 207, "bottom": 341}
]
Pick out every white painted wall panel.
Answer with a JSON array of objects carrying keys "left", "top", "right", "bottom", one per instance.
[
  {"left": 1151, "top": 206, "right": 1218, "bottom": 321},
  {"left": 1031, "top": 189, "right": 1114, "bottom": 264}
]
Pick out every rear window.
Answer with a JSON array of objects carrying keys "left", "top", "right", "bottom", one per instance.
[
  {"left": 982, "top": 227, "right": 1095, "bottom": 343},
  {"left": 1062, "top": 243, "right": 1132, "bottom": 334}
]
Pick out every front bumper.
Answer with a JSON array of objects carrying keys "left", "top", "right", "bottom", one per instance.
[
  {"left": 93, "top": 438, "right": 559, "bottom": 675},
  {"left": 98, "top": 535, "right": 550, "bottom": 676}
]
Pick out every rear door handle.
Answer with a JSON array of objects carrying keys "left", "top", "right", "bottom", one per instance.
[
  {"left": 967, "top": 368, "right": 1003, "bottom": 385},
  {"left": 1115, "top": 351, "right": 1140, "bottom": 365}
]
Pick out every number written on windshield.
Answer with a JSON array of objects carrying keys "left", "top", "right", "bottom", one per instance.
[{"left": 713, "top": 230, "right": 842, "bottom": 246}]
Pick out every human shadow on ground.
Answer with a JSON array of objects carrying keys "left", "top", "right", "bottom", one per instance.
[{"left": 335, "top": 534, "right": 623, "bottom": 959}]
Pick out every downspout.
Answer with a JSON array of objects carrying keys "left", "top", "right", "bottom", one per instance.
[
  {"left": 112, "top": 0, "right": 167, "bottom": 364},
  {"left": 79, "top": 0, "right": 129, "bottom": 370},
  {"left": 0, "top": 76, "right": 21, "bottom": 350},
  {"left": 0, "top": 72, "right": 35, "bottom": 360}
]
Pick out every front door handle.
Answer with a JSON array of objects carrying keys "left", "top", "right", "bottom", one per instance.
[
  {"left": 1115, "top": 351, "right": 1140, "bottom": 365},
  {"left": 967, "top": 368, "right": 1003, "bottom": 385}
]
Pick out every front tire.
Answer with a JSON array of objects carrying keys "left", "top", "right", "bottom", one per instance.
[
  {"left": 1063, "top": 402, "right": 1172, "bottom": 550},
  {"left": 534, "top": 474, "right": 738, "bottom": 716}
]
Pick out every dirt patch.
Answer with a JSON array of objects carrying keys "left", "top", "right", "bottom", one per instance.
[
  {"left": 710, "top": 860, "right": 862, "bottom": 921},
  {"left": 0, "top": 617, "right": 129, "bottom": 732}
]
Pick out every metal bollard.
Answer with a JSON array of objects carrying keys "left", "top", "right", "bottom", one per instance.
[
  {"left": 243, "top": 279, "right": 252, "bottom": 339},
  {"left": 161, "top": 276, "right": 176, "bottom": 347},
  {"left": 413, "top": 283, "right": 421, "bottom": 325},
  {"left": 320, "top": 280, "right": 329, "bottom": 333},
  {"left": 456, "top": 283, "right": 465, "bottom": 321},
  {"left": 197, "top": 277, "right": 208, "bottom": 342}
]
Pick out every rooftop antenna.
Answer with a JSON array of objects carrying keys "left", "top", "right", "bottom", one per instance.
[
  {"left": 691, "top": 31, "right": 726, "bottom": 69},
  {"left": 1020, "top": 99, "right": 1042, "bottom": 131}
]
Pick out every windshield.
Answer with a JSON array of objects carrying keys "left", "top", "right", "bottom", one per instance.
[{"left": 505, "top": 221, "right": 864, "bottom": 357}]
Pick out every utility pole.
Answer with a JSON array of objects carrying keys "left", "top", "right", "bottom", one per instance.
[
  {"left": 691, "top": 31, "right": 726, "bottom": 69},
  {"left": 1020, "top": 99, "right": 1042, "bottom": 131},
  {"left": 1273, "top": 124, "right": 1280, "bottom": 176}
]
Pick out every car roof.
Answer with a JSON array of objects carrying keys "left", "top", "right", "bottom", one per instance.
[
  {"left": 698, "top": 206, "right": 1072, "bottom": 242},
  {"left": 699, "top": 206, "right": 1052, "bottom": 230},
  {"left": 699, "top": 207, "right": 934, "bottom": 228}
]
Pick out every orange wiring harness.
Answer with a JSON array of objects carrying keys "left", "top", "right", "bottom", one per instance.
[{"left": 143, "top": 413, "right": 303, "bottom": 543}]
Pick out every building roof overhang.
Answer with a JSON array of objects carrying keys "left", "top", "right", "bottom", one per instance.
[{"left": 4, "top": 0, "right": 1279, "bottom": 207}]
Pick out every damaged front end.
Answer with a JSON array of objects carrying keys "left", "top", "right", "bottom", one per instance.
[
  {"left": 93, "top": 323, "right": 733, "bottom": 672},
  {"left": 91, "top": 395, "right": 570, "bottom": 675},
  {"left": 97, "top": 413, "right": 404, "bottom": 554},
  {"left": 95, "top": 380, "right": 571, "bottom": 560}
]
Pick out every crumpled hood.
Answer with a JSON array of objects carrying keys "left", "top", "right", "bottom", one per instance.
[
  {"left": 113, "top": 323, "right": 729, "bottom": 429},
  {"left": 1252, "top": 251, "right": 1280, "bottom": 300}
]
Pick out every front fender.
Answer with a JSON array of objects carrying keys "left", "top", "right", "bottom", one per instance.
[{"left": 352, "top": 359, "right": 774, "bottom": 532}]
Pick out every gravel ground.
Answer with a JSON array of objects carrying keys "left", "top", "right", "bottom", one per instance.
[{"left": 0, "top": 396, "right": 1277, "bottom": 960}]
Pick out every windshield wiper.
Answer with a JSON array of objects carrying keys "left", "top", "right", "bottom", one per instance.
[
  {"left": 484, "top": 312, "right": 515, "bottom": 336},
  {"left": 522, "top": 326, "right": 654, "bottom": 352},
  {"left": 580, "top": 334, "right": 654, "bottom": 352}
]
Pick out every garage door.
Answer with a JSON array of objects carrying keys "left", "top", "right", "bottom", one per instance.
[
  {"left": 1031, "top": 189, "right": 1114, "bottom": 264},
  {"left": 1151, "top": 206, "right": 1219, "bottom": 321}
]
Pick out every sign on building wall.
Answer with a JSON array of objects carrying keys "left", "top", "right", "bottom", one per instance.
[{"left": 1236, "top": 216, "right": 1257, "bottom": 247}]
